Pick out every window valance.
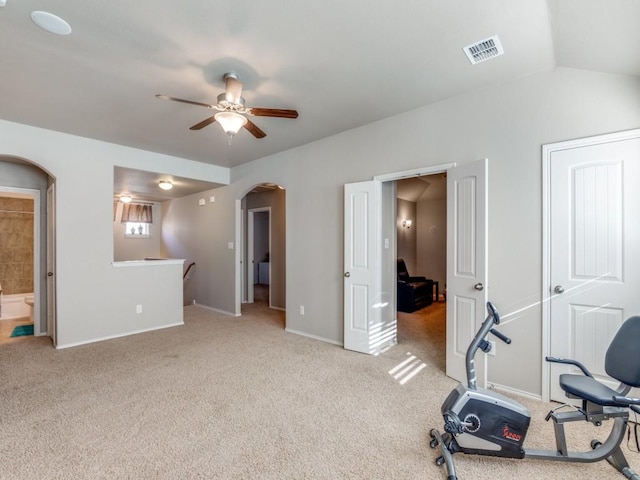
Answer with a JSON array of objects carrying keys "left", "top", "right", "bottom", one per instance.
[{"left": 121, "top": 203, "right": 153, "bottom": 223}]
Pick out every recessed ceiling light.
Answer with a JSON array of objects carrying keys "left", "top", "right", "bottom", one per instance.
[
  {"left": 158, "top": 180, "right": 173, "bottom": 191},
  {"left": 31, "top": 11, "right": 72, "bottom": 35}
]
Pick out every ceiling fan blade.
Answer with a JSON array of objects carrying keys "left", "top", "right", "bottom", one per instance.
[
  {"left": 244, "top": 118, "right": 266, "bottom": 138},
  {"left": 156, "top": 94, "right": 215, "bottom": 109},
  {"left": 189, "top": 116, "right": 217, "bottom": 130},
  {"left": 248, "top": 107, "right": 299, "bottom": 119},
  {"left": 224, "top": 73, "right": 244, "bottom": 105}
]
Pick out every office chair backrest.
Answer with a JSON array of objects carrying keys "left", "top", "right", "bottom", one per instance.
[{"left": 605, "top": 316, "right": 640, "bottom": 388}]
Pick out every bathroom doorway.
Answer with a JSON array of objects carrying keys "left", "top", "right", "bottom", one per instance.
[
  {"left": 0, "top": 188, "right": 38, "bottom": 344},
  {"left": 0, "top": 158, "right": 53, "bottom": 346}
]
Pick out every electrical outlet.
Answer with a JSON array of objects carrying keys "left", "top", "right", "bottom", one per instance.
[
  {"left": 136, "top": 304, "right": 142, "bottom": 314},
  {"left": 488, "top": 340, "right": 496, "bottom": 356},
  {"left": 299, "top": 305, "right": 305, "bottom": 315}
]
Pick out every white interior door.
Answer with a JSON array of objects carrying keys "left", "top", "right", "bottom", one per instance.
[
  {"left": 344, "top": 180, "right": 395, "bottom": 354},
  {"left": 46, "top": 183, "right": 56, "bottom": 347},
  {"left": 446, "top": 159, "right": 488, "bottom": 385},
  {"left": 548, "top": 132, "right": 640, "bottom": 402}
]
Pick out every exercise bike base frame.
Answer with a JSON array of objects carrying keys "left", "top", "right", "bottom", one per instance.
[{"left": 432, "top": 415, "right": 639, "bottom": 479}]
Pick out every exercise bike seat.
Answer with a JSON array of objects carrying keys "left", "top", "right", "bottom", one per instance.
[
  {"left": 559, "top": 374, "right": 626, "bottom": 407},
  {"left": 559, "top": 315, "right": 640, "bottom": 408}
]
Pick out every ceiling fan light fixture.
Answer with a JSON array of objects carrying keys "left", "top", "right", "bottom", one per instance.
[
  {"left": 158, "top": 180, "right": 173, "bottom": 191},
  {"left": 120, "top": 194, "right": 133, "bottom": 203},
  {"left": 214, "top": 111, "right": 248, "bottom": 145}
]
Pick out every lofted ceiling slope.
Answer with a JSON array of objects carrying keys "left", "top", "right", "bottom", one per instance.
[{"left": 0, "top": 0, "right": 638, "bottom": 175}]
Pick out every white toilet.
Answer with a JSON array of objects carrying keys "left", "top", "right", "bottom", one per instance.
[{"left": 24, "top": 296, "right": 34, "bottom": 323}]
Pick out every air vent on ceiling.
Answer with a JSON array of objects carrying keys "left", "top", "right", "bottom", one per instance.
[{"left": 463, "top": 35, "right": 504, "bottom": 65}]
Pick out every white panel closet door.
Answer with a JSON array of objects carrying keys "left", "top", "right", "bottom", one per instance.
[{"left": 549, "top": 135, "right": 640, "bottom": 402}]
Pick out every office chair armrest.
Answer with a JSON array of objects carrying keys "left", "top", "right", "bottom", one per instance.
[{"left": 545, "top": 356, "right": 593, "bottom": 377}]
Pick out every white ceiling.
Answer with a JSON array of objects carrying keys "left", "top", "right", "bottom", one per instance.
[
  {"left": 397, "top": 175, "right": 446, "bottom": 203},
  {"left": 1, "top": 0, "right": 638, "bottom": 182}
]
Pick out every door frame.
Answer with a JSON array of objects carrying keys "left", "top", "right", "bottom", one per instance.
[
  {"left": 541, "top": 128, "right": 640, "bottom": 402},
  {"left": 373, "top": 163, "right": 455, "bottom": 347},
  {"left": 246, "top": 206, "right": 271, "bottom": 305},
  {"left": 46, "top": 183, "right": 56, "bottom": 345}
]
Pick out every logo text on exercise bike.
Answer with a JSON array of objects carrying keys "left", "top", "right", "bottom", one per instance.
[{"left": 501, "top": 425, "right": 522, "bottom": 442}]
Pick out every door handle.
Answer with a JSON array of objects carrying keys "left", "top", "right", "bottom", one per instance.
[
  {"left": 344, "top": 272, "right": 351, "bottom": 278},
  {"left": 474, "top": 283, "right": 484, "bottom": 291},
  {"left": 554, "top": 285, "right": 564, "bottom": 294}
]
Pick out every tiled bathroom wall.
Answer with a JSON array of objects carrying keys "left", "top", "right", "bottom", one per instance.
[{"left": 0, "top": 197, "right": 34, "bottom": 295}]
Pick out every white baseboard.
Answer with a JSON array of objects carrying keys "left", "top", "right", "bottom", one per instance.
[
  {"left": 285, "top": 327, "right": 343, "bottom": 346},
  {"left": 55, "top": 321, "right": 184, "bottom": 350},
  {"left": 488, "top": 382, "right": 542, "bottom": 402},
  {"left": 270, "top": 305, "right": 285, "bottom": 312}
]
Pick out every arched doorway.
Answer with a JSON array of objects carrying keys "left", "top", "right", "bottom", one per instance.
[
  {"left": 0, "top": 157, "right": 55, "bottom": 346},
  {"left": 239, "top": 183, "right": 286, "bottom": 318}
]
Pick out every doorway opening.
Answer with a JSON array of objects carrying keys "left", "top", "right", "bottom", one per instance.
[
  {"left": 248, "top": 208, "right": 271, "bottom": 305},
  {"left": 240, "top": 183, "right": 286, "bottom": 323},
  {"left": 0, "top": 189, "right": 37, "bottom": 345},
  {"left": 395, "top": 174, "right": 447, "bottom": 373},
  {"left": 0, "top": 157, "right": 55, "bottom": 347},
  {"left": 345, "top": 159, "right": 487, "bottom": 384}
]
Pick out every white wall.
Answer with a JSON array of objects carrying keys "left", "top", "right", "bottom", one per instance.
[
  {"left": 0, "top": 119, "right": 229, "bottom": 347},
  {"left": 416, "top": 198, "right": 446, "bottom": 291},
  {"left": 227, "top": 67, "right": 640, "bottom": 396},
  {"left": 3, "top": 66, "right": 639, "bottom": 397},
  {"left": 396, "top": 198, "right": 416, "bottom": 274}
]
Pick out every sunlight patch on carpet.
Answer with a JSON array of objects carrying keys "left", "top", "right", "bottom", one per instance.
[{"left": 389, "top": 352, "right": 427, "bottom": 385}]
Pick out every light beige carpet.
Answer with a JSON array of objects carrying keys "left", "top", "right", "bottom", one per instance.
[{"left": 0, "top": 302, "right": 638, "bottom": 479}]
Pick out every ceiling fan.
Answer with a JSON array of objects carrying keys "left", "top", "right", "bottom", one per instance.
[{"left": 156, "top": 73, "right": 298, "bottom": 144}]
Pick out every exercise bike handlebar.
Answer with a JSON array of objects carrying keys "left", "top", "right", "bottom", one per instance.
[
  {"left": 466, "top": 302, "right": 509, "bottom": 390},
  {"left": 486, "top": 301, "right": 500, "bottom": 324},
  {"left": 490, "top": 328, "right": 511, "bottom": 345}
]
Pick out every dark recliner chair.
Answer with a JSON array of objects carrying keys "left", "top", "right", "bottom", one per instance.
[{"left": 397, "top": 258, "right": 433, "bottom": 313}]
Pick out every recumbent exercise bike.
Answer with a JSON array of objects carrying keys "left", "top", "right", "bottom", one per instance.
[{"left": 430, "top": 302, "right": 640, "bottom": 479}]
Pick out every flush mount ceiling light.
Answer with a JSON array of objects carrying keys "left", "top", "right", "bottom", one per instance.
[
  {"left": 214, "top": 111, "right": 248, "bottom": 145},
  {"left": 31, "top": 11, "right": 72, "bottom": 35},
  {"left": 158, "top": 180, "right": 173, "bottom": 191},
  {"left": 120, "top": 194, "right": 133, "bottom": 203}
]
